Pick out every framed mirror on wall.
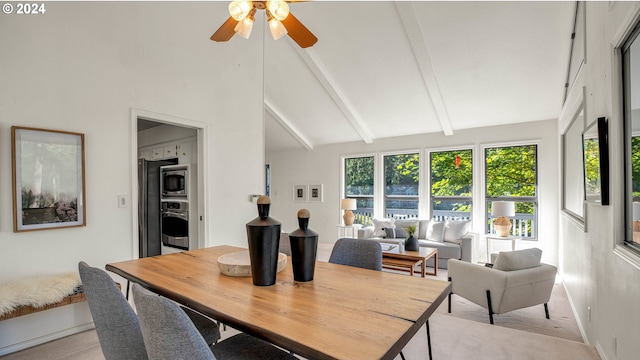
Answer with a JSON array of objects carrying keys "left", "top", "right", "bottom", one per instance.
[
  {"left": 622, "top": 20, "right": 640, "bottom": 250},
  {"left": 562, "top": 101, "right": 585, "bottom": 223}
]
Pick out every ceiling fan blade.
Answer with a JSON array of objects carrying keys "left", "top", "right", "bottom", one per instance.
[
  {"left": 281, "top": 12, "right": 317, "bottom": 48},
  {"left": 211, "top": 16, "right": 239, "bottom": 42}
]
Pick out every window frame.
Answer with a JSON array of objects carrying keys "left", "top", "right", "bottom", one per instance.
[
  {"left": 341, "top": 153, "right": 376, "bottom": 226},
  {"left": 621, "top": 22, "right": 640, "bottom": 254},
  {"left": 427, "top": 147, "right": 474, "bottom": 222},
  {"left": 482, "top": 142, "right": 539, "bottom": 239},
  {"left": 380, "top": 150, "right": 421, "bottom": 220}
]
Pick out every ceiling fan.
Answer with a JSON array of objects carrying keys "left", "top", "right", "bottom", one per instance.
[{"left": 210, "top": 0, "right": 318, "bottom": 48}]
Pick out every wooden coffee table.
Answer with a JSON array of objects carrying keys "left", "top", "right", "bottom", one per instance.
[{"left": 382, "top": 246, "right": 438, "bottom": 277}]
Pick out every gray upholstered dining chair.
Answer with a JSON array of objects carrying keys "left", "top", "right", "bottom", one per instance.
[
  {"left": 78, "top": 262, "right": 220, "bottom": 359},
  {"left": 132, "top": 283, "right": 296, "bottom": 360},
  {"left": 327, "top": 238, "right": 430, "bottom": 360},
  {"left": 328, "top": 237, "right": 382, "bottom": 270}
]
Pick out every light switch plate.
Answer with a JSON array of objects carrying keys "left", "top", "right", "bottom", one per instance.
[{"left": 118, "top": 195, "right": 128, "bottom": 208}]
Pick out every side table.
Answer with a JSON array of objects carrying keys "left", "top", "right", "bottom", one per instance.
[
  {"left": 337, "top": 224, "right": 362, "bottom": 239},
  {"left": 484, "top": 235, "right": 521, "bottom": 263}
]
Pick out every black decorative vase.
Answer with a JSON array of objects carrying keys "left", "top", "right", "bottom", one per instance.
[
  {"left": 246, "top": 196, "right": 281, "bottom": 286},
  {"left": 405, "top": 235, "right": 419, "bottom": 251},
  {"left": 289, "top": 209, "right": 318, "bottom": 282}
]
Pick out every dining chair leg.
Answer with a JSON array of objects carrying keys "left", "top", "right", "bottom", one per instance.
[
  {"left": 125, "top": 280, "right": 130, "bottom": 301},
  {"left": 400, "top": 351, "right": 406, "bottom": 360},
  {"left": 426, "top": 320, "right": 432, "bottom": 360}
]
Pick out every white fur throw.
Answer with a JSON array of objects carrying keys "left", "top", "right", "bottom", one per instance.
[{"left": 0, "top": 272, "right": 81, "bottom": 317}]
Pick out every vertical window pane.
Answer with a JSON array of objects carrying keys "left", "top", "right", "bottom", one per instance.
[
  {"left": 623, "top": 24, "right": 640, "bottom": 249},
  {"left": 485, "top": 144, "right": 538, "bottom": 239},
  {"left": 384, "top": 153, "right": 419, "bottom": 219},
  {"left": 485, "top": 145, "right": 537, "bottom": 197},
  {"left": 344, "top": 156, "right": 374, "bottom": 225},
  {"left": 430, "top": 149, "right": 473, "bottom": 221}
]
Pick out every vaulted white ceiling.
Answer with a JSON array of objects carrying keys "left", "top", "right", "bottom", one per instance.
[{"left": 226, "top": 1, "right": 574, "bottom": 151}]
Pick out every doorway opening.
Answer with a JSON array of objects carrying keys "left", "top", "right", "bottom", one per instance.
[{"left": 132, "top": 109, "right": 206, "bottom": 259}]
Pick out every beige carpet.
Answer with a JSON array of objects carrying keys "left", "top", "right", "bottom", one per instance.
[{"left": 438, "top": 283, "right": 583, "bottom": 342}]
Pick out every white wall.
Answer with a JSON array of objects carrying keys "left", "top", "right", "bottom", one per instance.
[
  {"left": 559, "top": 2, "right": 640, "bottom": 360},
  {"left": 267, "top": 119, "right": 559, "bottom": 266},
  {"left": 0, "top": 2, "right": 266, "bottom": 354}
]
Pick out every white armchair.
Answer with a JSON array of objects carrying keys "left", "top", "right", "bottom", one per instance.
[{"left": 447, "top": 248, "right": 557, "bottom": 324}]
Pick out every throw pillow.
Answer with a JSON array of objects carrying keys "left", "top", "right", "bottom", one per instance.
[
  {"left": 394, "top": 219, "right": 419, "bottom": 239},
  {"left": 425, "top": 221, "right": 445, "bottom": 242},
  {"left": 418, "top": 220, "right": 430, "bottom": 239},
  {"left": 443, "top": 220, "right": 471, "bottom": 244},
  {"left": 394, "top": 227, "right": 406, "bottom": 239},
  {"left": 372, "top": 218, "right": 395, "bottom": 237},
  {"left": 384, "top": 227, "right": 396, "bottom": 239},
  {"left": 493, "top": 248, "right": 542, "bottom": 271}
]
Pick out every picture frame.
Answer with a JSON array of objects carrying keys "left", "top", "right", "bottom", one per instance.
[
  {"left": 12, "top": 126, "right": 86, "bottom": 232},
  {"left": 293, "top": 185, "right": 307, "bottom": 202},
  {"left": 309, "top": 184, "right": 323, "bottom": 202},
  {"left": 582, "top": 117, "right": 609, "bottom": 205}
]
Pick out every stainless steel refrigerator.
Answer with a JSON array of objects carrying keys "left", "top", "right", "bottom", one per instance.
[{"left": 138, "top": 158, "right": 178, "bottom": 258}]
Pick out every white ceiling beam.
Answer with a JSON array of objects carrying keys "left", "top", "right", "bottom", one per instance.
[
  {"left": 265, "top": 99, "right": 314, "bottom": 150},
  {"left": 395, "top": 2, "right": 454, "bottom": 136},
  {"left": 291, "top": 42, "right": 374, "bottom": 144}
]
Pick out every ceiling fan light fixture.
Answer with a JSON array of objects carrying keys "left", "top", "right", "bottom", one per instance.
[
  {"left": 268, "top": 17, "right": 287, "bottom": 40},
  {"left": 229, "top": 0, "right": 253, "bottom": 21},
  {"left": 234, "top": 14, "right": 254, "bottom": 39},
  {"left": 266, "top": 0, "right": 289, "bottom": 21}
]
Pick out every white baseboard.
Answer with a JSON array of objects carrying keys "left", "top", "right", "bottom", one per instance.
[
  {"left": 595, "top": 342, "right": 608, "bottom": 360},
  {"left": 0, "top": 322, "right": 95, "bottom": 356},
  {"left": 561, "top": 280, "right": 589, "bottom": 344}
]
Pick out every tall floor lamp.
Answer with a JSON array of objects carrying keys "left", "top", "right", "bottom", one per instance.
[
  {"left": 341, "top": 199, "right": 357, "bottom": 226},
  {"left": 492, "top": 201, "right": 515, "bottom": 237}
]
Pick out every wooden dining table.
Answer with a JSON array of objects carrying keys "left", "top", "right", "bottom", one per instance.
[{"left": 106, "top": 245, "right": 451, "bottom": 360}]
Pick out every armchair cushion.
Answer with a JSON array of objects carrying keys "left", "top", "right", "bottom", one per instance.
[{"left": 493, "top": 248, "right": 542, "bottom": 271}]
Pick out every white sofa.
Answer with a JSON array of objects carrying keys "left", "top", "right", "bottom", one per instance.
[
  {"left": 357, "top": 218, "right": 475, "bottom": 269},
  {"left": 447, "top": 248, "right": 557, "bottom": 324}
]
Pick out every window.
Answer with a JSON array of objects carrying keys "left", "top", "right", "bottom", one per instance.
[
  {"left": 344, "top": 156, "right": 374, "bottom": 225},
  {"left": 383, "top": 153, "right": 419, "bottom": 219},
  {"left": 622, "top": 21, "right": 640, "bottom": 251},
  {"left": 485, "top": 144, "right": 538, "bottom": 238},
  {"left": 429, "top": 149, "right": 473, "bottom": 221}
]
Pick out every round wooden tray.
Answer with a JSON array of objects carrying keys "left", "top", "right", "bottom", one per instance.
[{"left": 217, "top": 251, "right": 287, "bottom": 277}]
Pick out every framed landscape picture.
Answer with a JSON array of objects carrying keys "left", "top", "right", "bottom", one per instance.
[{"left": 11, "top": 126, "right": 86, "bottom": 232}]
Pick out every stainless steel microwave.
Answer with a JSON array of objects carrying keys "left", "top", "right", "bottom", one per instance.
[{"left": 160, "top": 165, "right": 188, "bottom": 198}]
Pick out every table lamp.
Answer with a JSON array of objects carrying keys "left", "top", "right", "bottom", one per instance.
[
  {"left": 341, "top": 199, "right": 357, "bottom": 226},
  {"left": 492, "top": 201, "right": 515, "bottom": 237}
]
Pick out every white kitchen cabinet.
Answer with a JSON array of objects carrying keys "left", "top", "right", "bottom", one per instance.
[
  {"left": 164, "top": 144, "right": 178, "bottom": 158},
  {"left": 139, "top": 137, "right": 195, "bottom": 163},
  {"left": 138, "top": 150, "right": 152, "bottom": 160},
  {"left": 177, "top": 141, "right": 192, "bottom": 164},
  {"left": 150, "top": 147, "right": 164, "bottom": 160}
]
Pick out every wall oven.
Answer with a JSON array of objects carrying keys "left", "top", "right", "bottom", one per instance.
[
  {"left": 161, "top": 165, "right": 188, "bottom": 198},
  {"left": 161, "top": 200, "right": 189, "bottom": 250}
]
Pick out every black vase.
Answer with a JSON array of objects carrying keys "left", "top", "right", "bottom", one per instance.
[
  {"left": 246, "top": 196, "right": 281, "bottom": 286},
  {"left": 288, "top": 209, "right": 318, "bottom": 282},
  {"left": 405, "top": 235, "right": 419, "bottom": 251}
]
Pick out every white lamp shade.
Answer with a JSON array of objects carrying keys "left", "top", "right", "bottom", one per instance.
[
  {"left": 633, "top": 202, "right": 640, "bottom": 221},
  {"left": 341, "top": 199, "right": 357, "bottom": 211},
  {"left": 491, "top": 201, "right": 515, "bottom": 217}
]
